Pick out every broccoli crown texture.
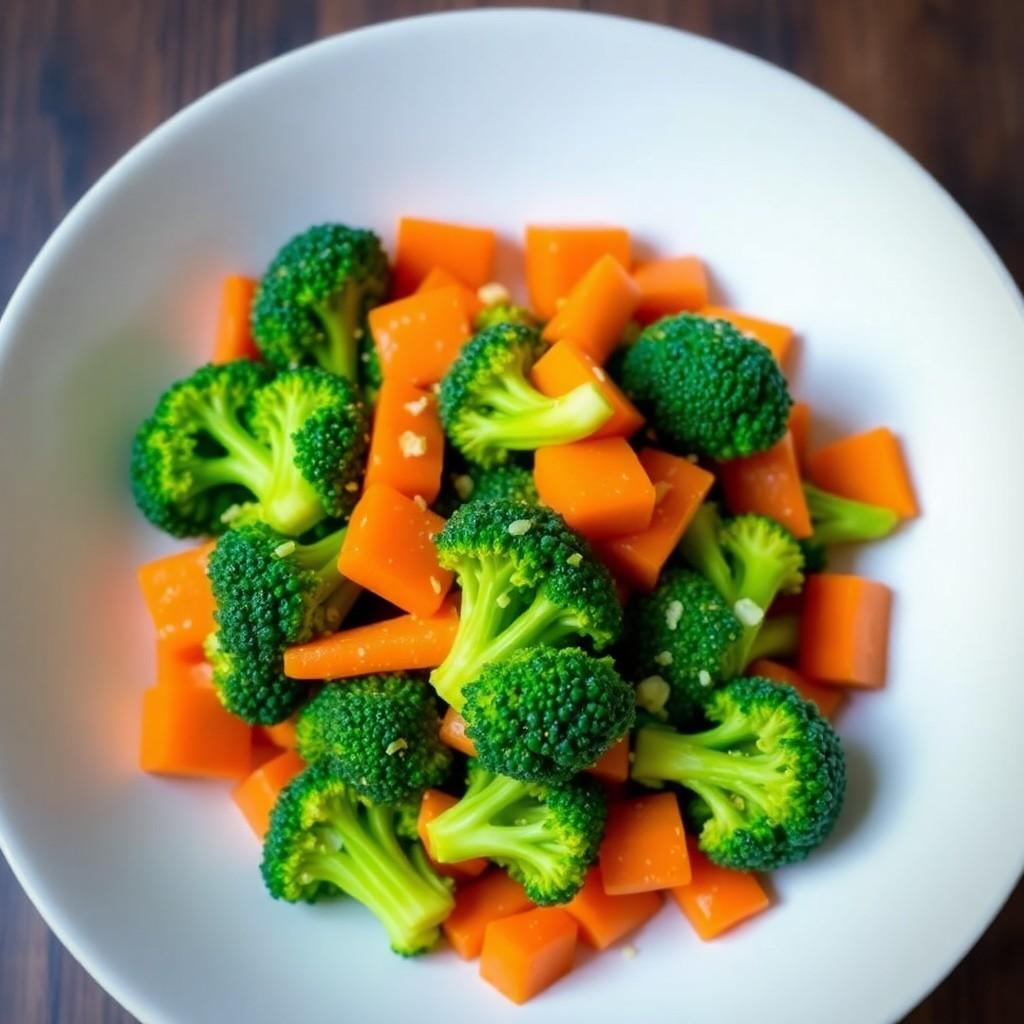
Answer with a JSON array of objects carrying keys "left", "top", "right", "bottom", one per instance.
[
  {"left": 803, "top": 483, "right": 900, "bottom": 546},
  {"left": 631, "top": 676, "right": 846, "bottom": 870},
  {"left": 425, "top": 761, "right": 606, "bottom": 905},
  {"left": 439, "top": 323, "right": 612, "bottom": 467},
  {"left": 619, "top": 314, "right": 791, "bottom": 460},
  {"left": 469, "top": 463, "right": 539, "bottom": 506},
  {"left": 473, "top": 303, "right": 539, "bottom": 332},
  {"left": 251, "top": 223, "right": 389, "bottom": 383},
  {"left": 295, "top": 675, "right": 451, "bottom": 803},
  {"left": 430, "top": 500, "right": 622, "bottom": 706},
  {"left": 261, "top": 762, "right": 453, "bottom": 955},
  {"left": 462, "top": 646, "right": 635, "bottom": 783}
]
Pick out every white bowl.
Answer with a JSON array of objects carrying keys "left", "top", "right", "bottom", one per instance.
[{"left": 1, "top": 10, "right": 1022, "bottom": 1024}]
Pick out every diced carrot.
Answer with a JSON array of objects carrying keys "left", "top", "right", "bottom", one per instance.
[
  {"left": 613, "top": 578, "right": 633, "bottom": 607},
  {"left": 137, "top": 542, "right": 217, "bottom": 658},
  {"left": 139, "top": 684, "right": 251, "bottom": 780},
  {"left": 594, "top": 448, "right": 714, "bottom": 590},
  {"left": 284, "top": 602, "right": 458, "bottom": 680},
  {"left": 443, "top": 870, "right": 534, "bottom": 960},
  {"left": 670, "top": 840, "right": 770, "bottom": 940},
  {"left": 530, "top": 341, "right": 644, "bottom": 439},
  {"left": 718, "top": 432, "right": 812, "bottom": 539},
  {"left": 232, "top": 750, "right": 305, "bottom": 838},
  {"left": 257, "top": 715, "right": 299, "bottom": 749},
  {"left": 480, "top": 907, "right": 578, "bottom": 1004},
  {"left": 585, "top": 735, "right": 630, "bottom": 784},
  {"left": 806, "top": 427, "right": 918, "bottom": 518},
  {"left": 541, "top": 255, "right": 639, "bottom": 363},
  {"left": 566, "top": 866, "right": 663, "bottom": 950},
  {"left": 249, "top": 735, "right": 285, "bottom": 771},
  {"left": 599, "top": 793, "right": 691, "bottom": 894},
  {"left": 211, "top": 275, "right": 261, "bottom": 363},
  {"left": 155, "top": 640, "right": 212, "bottom": 689},
  {"left": 788, "top": 402, "right": 811, "bottom": 470},
  {"left": 748, "top": 658, "right": 844, "bottom": 717},
  {"left": 368, "top": 287, "right": 471, "bottom": 387},
  {"left": 525, "top": 225, "right": 631, "bottom": 319},
  {"left": 337, "top": 485, "right": 453, "bottom": 617},
  {"left": 632, "top": 256, "right": 708, "bottom": 322},
  {"left": 417, "top": 789, "right": 489, "bottom": 879},
  {"left": 394, "top": 217, "right": 496, "bottom": 296},
  {"left": 415, "top": 266, "right": 483, "bottom": 320},
  {"left": 798, "top": 574, "right": 892, "bottom": 688},
  {"left": 440, "top": 706, "right": 477, "bottom": 757},
  {"left": 534, "top": 438, "right": 656, "bottom": 540},
  {"left": 700, "top": 306, "right": 794, "bottom": 366},
  {"left": 364, "top": 380, "right": 445, "bottom": 503}
]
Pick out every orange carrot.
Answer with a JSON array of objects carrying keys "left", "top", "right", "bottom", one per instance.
[
  {"left": 417, "top": 789, "right": 489, "bottom": 879},
  {"left": 364, "top": 380, "right": 445, "bottom": 503},
  {"left": 541, "top": 255, "right": 639, "bottom": 363},
  {"left": 368, "top": 287, "right": 471, "bottom": 387},
  {"left": 748, "top": 658, "right": 844, "bottom": 717},
  {"left": 337, "top": 485, "right": 453, "bottom": 617},
  {"left": 530, "top": 341, "right": 644, "bottom": 439},
  {"left": 439, "top": 706, "right": 477, "bottom": 757},
  {"left": 232, "top": 749, "right": 305, "bottom": 837},
  {"left": 599, "top": 793, "right": 691, "bottom": 895},
  {"left": 525, "top": 225, "right": 631, "bottom": 319},
  {"left": 700, "top": 306, "right": 795, "bottom": 366},
  {"left": 534, "top": 438, "right": 656, "bottom": 540},
  {"left": 480, "top": 907, "right": 578, "bottom": 1004},
  {"left": 137, "top": 542, "right": 217, "bottom": 658},
  {"left": 155, "top": 640, "right": 212, "bottom": 689},
  {"left": 798, "top": 574, "right": 892, "bottom": 688},
  {"left": 443, "top": 870, "right": 533, "bottom": 960},
  {"left": 257, "top": 715, "right": 299, "bottom": 749},
  {"left": 718, "top": 432, "right": 813, "bottom": 539},
  {"left": 806, "top": 427, "right": 918, "bottom": 518},
  {"left": 394, "top": 217, "right": 496, "bottom": 296},
  {"left": 585, "top": 735, "right": 630, "bottom": 784},
  {"left": 415, "top": 266, "right": 483, "bottom": 320},
  {"left": 139, "top": 684, "right": 251, "bottom": 780},
  {"left": 595, "top": 448, "right": 714, "bottom": 590},
  {"left": 788, "top": 402, "right": 811, "bottom": 470},
  {"left": 284, "top": 602, "right": 458, "bottom": 680},
  {"left": 670, "top": 840, "right": 770, "bottom": 940},
  {"left": 566, "top": 866, "right": 663, "bottom": 950},
  {"left": 211, "top": 275, "right": 261, "bottom": 363},
  {"left": 632, "top": 256, "right": 708, "bottom": 322}
]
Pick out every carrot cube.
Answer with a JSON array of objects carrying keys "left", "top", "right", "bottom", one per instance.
[
  {"left": 394, "top": 217, "right": 496, "bottom": 296},
  {"left": 211, "top": 275, "right": 261, "bottom": 363},
  {"left": 417, "top": 789, "right": 489, "bottom": 880},
  {"left": 567, "top": 866, "right": 663, "bottom": 950},
  {"left": 585, "top": 735, "right": 630, "bottom": 784},
  {"left": 443, "top": 870, "right": 533, "bottom": 960},
  {"left": 137, "top": 543, "right": 217, "bottom": 658},
  {"left": 632, "top": 256, "right": 708, "bottom": 322},
  {"left": 232, "top": 749, "right": 305, "bottom": 837},
  {"left": 788, "top": 402, "right": 811, "bottom": 470},
  {"left": 748, "top": 658, "right": 844, "bottom": 717},
  {"left": 700, "top": 306, "right": 794, "bottom": 366},
  {"left": 439, "top": 706, "right": 477, "bottom": 758},
  {"left": 480, "top": 907, "right": 578, "bottom": 1004},
  {"left": 599, "top": 793, "right": 691, "bottom": 894},
  {"left": 415, "top": 266, "right": 483, "bottom": 320}
]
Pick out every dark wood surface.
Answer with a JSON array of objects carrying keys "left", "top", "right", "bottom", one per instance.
[{"left": 1, "top": 1, "right": 1021, "bottom": 1021}]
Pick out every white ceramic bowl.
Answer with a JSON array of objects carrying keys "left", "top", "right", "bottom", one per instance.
[{"left": 1, "top": 10, "right": 1022, "bottom": 1024}]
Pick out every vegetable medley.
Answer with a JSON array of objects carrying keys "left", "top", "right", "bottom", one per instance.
[{"left": 132, "top": 218, "right": 918, "bottom": 1004}]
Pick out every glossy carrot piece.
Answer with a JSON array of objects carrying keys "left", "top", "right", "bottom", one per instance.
[
  {"left": 137, "top": 542, "right": 217, "bottom": 658},
  {"left": 599, "top": 793, "right": 691, "bottom": 894},
  {"left": 394, "top": 217, "right": 496, "bottom": 296},
  {"left": 417, "top": 789, "right": 489, "bottom": 879},
  {"left": 257, "top": 716, "right": 299, "bottom": 750},
  {"left": 443, "top": 870, "right": 533, "bottom": 960},
  {"left": 480, "top": 907, "right": 578, "bottom": 1004},
  {"left": 232, "top": 750, "right": 305, "bottom": 837},
  {"left": 155, "top": 640, "right": 212, "bottom": 689},
  {"left": 585, "top": 735, "right": 630, "bottom": 784},
  {"left": 211, "top": 275, "right": 261, "bottom": 363},
  {"left": 798, "top": 574, "right": 892, "bottom": 688},
  {"left": 415, "top": 266, "right": 483, "bottom": 320},
  {"left": 788, "top": 402, "right": 811, "bottom": 470},
  {"left": 700, "top": 306, "right": 794, "bottom": 366},
  {"left": 748, "top": 658, "right": 844, "bottom": 717},
  {"left": 439, "top": 706, "right": 477, "bottom": 757},
  {"left": 566, "top": 866, "right": 663, "bottom": 950},
  {"left": 632, "top": 256, "right": 708, "bottom": 321}
]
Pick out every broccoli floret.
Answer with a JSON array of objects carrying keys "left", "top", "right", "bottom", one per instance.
[
  {"left": 295, "top": 675, "right": 451, "bottom": 803},
  {"left": 357, "top": 329, "right": 383, "bottom": 405},
  {"left": 207, "top": 522, "right": 361, "bottom": 723},
  {"left": 747, "top": 613, "right": 800, "bottom": 663},
  {"left": 468, "top": 463, "right": 539, "bottom": 505},
  {"left": 439, "top": 323, "right": 613, "bottom": 467},
  {"left": 261, "top": 762, "right": 453, "bottom": 955},
  {"left": 620, "top": 314, "right": 791, "bottom": 460},
  {"left": 804, "top": 483, "right": 899, "bottom": 545},
  {"left": 473, "top": 303, "right": 539, "bottom": 332},
  {"left": 130, "top": 363, "right": 368, "bottom": 538},
  {"left": 429, "top": 500, "right": 622, "bottom": 707},
  {"left": 251, "top": 224, "right": 389, "bottom": 384},
  {"left": 619, "top": 567, "right": 742, "bottom": 727},
  {"left": 462, "top": 646, "right": 634, "bottom": 783},
  {"left": 426, "top": 761, "right": 605, "bottom": 905},
  {"left": 631, "top": 677, "right": 845, "bottom": 870}
]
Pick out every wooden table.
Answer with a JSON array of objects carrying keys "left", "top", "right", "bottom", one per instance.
[{"left": 1, "top": 2, "right": 1021, "bottom": 1020}]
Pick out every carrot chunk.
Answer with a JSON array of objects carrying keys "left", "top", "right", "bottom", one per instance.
[
  {"left": 748, "top": 658, "right": 844, "bottom": 717},
  {"left": 256, "top": 716, "right": 299, "bottom": 749},
  {"left": 439, "top": 706, "right": 477, "bottom": 757},
  {"left": 443, "top": 870, "right": 533, "bottom": 960},
  {"left": 480, "top": 907, "right": 578, "bottom": 1004},
  {"left": 567, "top": 866, "right": 663, "bottom": 950},
  {"left": 415, "top": 266, "right": 483, "bottom": 320},
  {"left": 585, "top": 735, "right": 630, "bottom": 784},
  {"left": 155, "top": 640, "right": 212, "bottom": 689},
  {"left": 211, "top": 275, "right": 261, "bottom": 363},
  {"left": 232, "top": 750, "right": 305, "bottom": 837},
  {"left": 394, "top": 217, "right": 496, "bottom": 296},
  {"left": 632, "top": 256, "right": 708, "bottom": 322},
  {"left": 700, "top": 306, "right": 794, "bottom": 365},
  {"left": 137, "top": 542, "right": 217, "bottom": 658},
  {"left": 788, "top": 402, "right": 811, "bottom": 470},
  {"left": 599, "top": 793, "right": 691, "bottom": 894},
  {"left": 417, "top": 789, "right": 489, "bottom": 879}
]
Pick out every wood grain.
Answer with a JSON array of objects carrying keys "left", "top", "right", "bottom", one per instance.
[{"left": 1, "top": 1, "right": 1021, "bottom": 1021}]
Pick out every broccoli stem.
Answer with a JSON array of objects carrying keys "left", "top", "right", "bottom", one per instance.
[
  {"left": 312, "top": 283, "right": 363, "bottom": 382},
  {"left": 679, "top": 505, "right": 735, "bottom": 602},
  {"left": 195, "top": 402, "right": 275, "bottom": 496},
  {"left": 803, "top": 484, "right": 899, "bottom": 545},
  {"left": 745, "top": 614, "right": 799, "bottom": 665}
]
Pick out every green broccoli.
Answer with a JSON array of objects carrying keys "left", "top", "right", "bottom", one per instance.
[
  {"left": 473, "top": 302, "right": 539, "bottom": 332},
  {"left": 462, "top": 646, "right": 634, "bottom": 783},
  {"left": 467, "top": 463, "right": 539, "bottom": 505},
  {"left": 429, "top": 500, "right": 622, "bottom": 707},
  {"left": 207, "top": 522, "right": 361, "bottom": 723},
  {"left": 251, "top": 223, "right": 389, "bottom": 383},
  {"left": 425, "top": 761, "right": 606, "bottom": 905},
  {"left": 619, "top": 314, "right": 791, "bottom": 460},
  {"left": 295, "top": 675, "right": 451, "bottom": 803},
  {"left": 804, "top": 483, "right": 899, "bottom": 545},
  {"left": 631, "top": 676, "right": 846, "bottom": 870},
  {"left": 261, "top": 762, "right": 453, "bottom": 955},
  {"left": 439, "top": 323, "right": 613, "bottom": 467},
  {"left": 130, "top": 363, "right": 368, "bottom": 538}
]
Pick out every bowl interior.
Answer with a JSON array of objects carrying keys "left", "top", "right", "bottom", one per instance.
[{"left": 1, "top": 11, "right": 1022, "bottom": 1024}]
